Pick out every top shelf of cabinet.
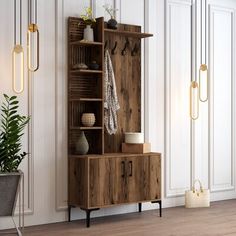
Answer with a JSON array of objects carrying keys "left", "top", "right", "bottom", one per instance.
[{"left": 104, "top": 29, "right": 153, "bottom": 38}]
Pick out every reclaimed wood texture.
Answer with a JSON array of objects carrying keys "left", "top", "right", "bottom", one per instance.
[
  {"left": 68, "top": 17, "right": 104, "bottom": 155},
  {"left": 122, "top": 143, "right": 151, "bottom": 154},
  {"left": 104, "top": 24, "right": 142, "bottom": 153},
  {"left": 68, "top": 157, "right": 89, "bottom": 208},
  {"left": 69, "top": 153, "right": 161, "bottom": 209},
  {"left": 126, "top": 155, "right": 161, "bottom": 203},
  {"left": 89, "top": 157, "right": 126, "bottom": 207}
]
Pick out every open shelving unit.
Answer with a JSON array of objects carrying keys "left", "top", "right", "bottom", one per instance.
[{"left": 68, "top": 17, "right": 104, "bottom": 155}]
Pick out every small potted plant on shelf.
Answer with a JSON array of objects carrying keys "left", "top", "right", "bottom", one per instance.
[
  {"left": 103, "top": 4, "right": 118, "bottom": 29},
  {"left": 0, "top": 94, "right": 30, "bottom": 218},
  {"left": 80, "top": 7, "right": 96, "bottom": 42}
]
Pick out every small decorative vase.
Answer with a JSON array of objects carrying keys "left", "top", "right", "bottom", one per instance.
[
  {"left": 88, "top": 61, "right": 99, "bottom": 70},
  {"left": 75, "top": 131, "right": 89, "bottom": 155},
  {"left": 83, "top": 25, "right": 94, "bottom": 41},
  {"left": 81, "top": 113, "right": 96, "bottom": 127},
  {"left": 107, "top": 18, "right": 117, "bottom": 29}
]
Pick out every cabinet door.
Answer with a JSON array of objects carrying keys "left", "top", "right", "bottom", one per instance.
[
  {"left": 126, "top": 155, "right": 161, "bottom": 203},
  {"left": 89, "top": 157, "right": 126, "bottom": 207}
]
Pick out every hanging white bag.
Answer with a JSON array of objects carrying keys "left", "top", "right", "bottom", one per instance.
[{"left": 185, "top": 179, "right": 210, "bottom": 208}]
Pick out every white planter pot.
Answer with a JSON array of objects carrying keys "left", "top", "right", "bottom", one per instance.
[
  {"left": 83, "top": 25, "right": 94, "bottom": 42},
  {"left": 0, "top": 171, "right": 22, "bottom": 216}
]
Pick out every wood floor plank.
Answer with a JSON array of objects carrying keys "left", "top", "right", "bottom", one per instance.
[{"left": 2, "top": 200, "right": 236, "bottom": 235}]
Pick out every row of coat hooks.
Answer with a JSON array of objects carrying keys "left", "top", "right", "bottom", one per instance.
[{"left": 104, "top": 39, "right": 141, "bottom": 56}]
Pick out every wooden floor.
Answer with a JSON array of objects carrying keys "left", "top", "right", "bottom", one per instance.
[{"left": 2, "top": 200, "right": 236, "bottom": 236}]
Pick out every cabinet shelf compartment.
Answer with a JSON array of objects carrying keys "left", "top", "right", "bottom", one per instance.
[
  {"left": 69, "top": 45, "right": 103, "bottom": 72},
  {"left": 69, "top": 129, "right": 103, "bottom": 155},
  {"left": 69, "top": 100, "right": 103, "bottom": 128},
  {"left": 69, "top": 75, "right": 103, "bottom": 100},
  {"left": 69, "top": 17, "right": 103, "bottom": 43}
]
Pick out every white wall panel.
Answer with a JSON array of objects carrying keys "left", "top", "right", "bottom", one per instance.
[
  {"left": 209, "top": 4, "right": 235, "bottom": 192},
  {"left": 165, "top": 0, "right": 192, "bottom": 197},
  {"left": 120, "top": 0, "right": 144, "bottom": 25}
]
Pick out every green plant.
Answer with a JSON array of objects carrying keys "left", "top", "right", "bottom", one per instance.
[
  {"left": 0, "top": 94, "right": 30, "bottom": 172},
  {"left": 80, "top": 7, "right": 96, "bottom": 25}
]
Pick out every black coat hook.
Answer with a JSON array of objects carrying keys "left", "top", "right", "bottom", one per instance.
[
  {"left": 121, "top": 39, "right": 129, "bottom": 56},
  {"left": 131, "top": 43, "right": 140, "bottom": 56},
  {"left": 104, "top": 40, "right": 108, "bottom": 51},
  {"left": 111, "top": 41, "right": 118, "bottom": 55}
]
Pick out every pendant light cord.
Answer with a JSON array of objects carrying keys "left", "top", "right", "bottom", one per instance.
[
  {"left": 28, "top": 0, "right": 37, "bottom": 24},
  {"left": 201, "top": 0, "right": 207, "bottom": 64},
  {"left": 205, "top": 0, "right": 207, "bottom": 64},
  {"left": 14, "top": 0, "right": 16, "bottom": 45},
  {"left": 14, "top": 0, "right": 22, "bottom": 45},
  {"left": 201, "top": 0, "right": 203, "bottom": 65}
]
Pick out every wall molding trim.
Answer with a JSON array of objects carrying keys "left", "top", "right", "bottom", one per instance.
[
  {"left": 55, "top": 0, "right": 68, "bottom": 211},
  {"left": 165, "top": 0, "right": 192, "bottom": 198},
  {"left": 209, "top": 4, "right": 235, "bottom": 193}
]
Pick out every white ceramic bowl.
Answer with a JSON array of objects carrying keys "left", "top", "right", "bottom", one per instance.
[{"left": 125, "top": 132, "right": 144, "bottom": 144}]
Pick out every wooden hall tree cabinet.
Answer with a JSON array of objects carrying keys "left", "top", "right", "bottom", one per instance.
[{"left": 67, "top": 17, "right": 161, "bottom": 227}]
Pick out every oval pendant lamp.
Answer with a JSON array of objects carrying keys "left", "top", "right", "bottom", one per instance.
[{"left": 12, "top": 0, "right": 24, "bottom": 94}]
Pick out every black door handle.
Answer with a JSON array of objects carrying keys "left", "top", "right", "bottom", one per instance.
[
  {"left": 121, "top": 161, "right": 125, "bottom": 177},
  {"left": 129, "top": 161, "right": 132, "bottom": 177}
]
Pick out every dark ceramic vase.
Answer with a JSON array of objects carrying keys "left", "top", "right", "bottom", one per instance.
[
  {"left": 107, "top": 18, "right": 117, "bottom": 29},
  {"left": 89, "top": 61, "right": 99, "bottom": 70}
]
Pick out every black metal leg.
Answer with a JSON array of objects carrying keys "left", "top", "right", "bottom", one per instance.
[
  {"left": 86, "top": 210, "right": 91, "bottom": 228},
  {"left": 81, "top": 208, "right": 100, "bottom": 227},
  {"left": 68, "top": 205, "right": 76, "bottom": 222},
  {"left": 68, "top": 205, "right": 71, "bottom": 222},
  {"left": 158, "top": 200, "right": 162, "bottom": 217},
  {"left": 151, "top": 200, "right": 162, "bottom": 217},
  {"left": 138, "top": 203, "right": 142, "bottom": 212}
]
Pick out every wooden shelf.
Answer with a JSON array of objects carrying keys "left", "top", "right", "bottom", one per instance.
[
  {"left": 70, "top": 98, "right": 103, "bottom": 102},
  {"left": 70, "top": 69, "right": 103, "bottom": 74},
  {"left": 104, "top": 29, "right": 153, "bottom": 38},
  {"left": 70, "top": 126, "right": 103, "bottom": 130},
  {"left": 70, "top": 41, "right": 103, "bottom": 46}
]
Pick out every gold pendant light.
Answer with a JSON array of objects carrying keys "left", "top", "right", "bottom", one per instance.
[
  {"left": 27, "top": 0, "right": 39, "bottom": 72},
  {"left": 190, "top": 81, "right": 199, "bottom": 120},
  {"left": 199, "top": 0, "right": 208, "bottom": 102},
  {"left": 12, "top": 0, "right": 24, "bottom": 94}
]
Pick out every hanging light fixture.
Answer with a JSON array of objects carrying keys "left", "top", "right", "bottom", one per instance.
[
  {"left": 199, "top": 0, "right": 208, "bottom": 102},
  {"left": 190, "top": 81, "right": 199, "bottom": 120},
  {"left": 27, "top": 0, "right": 39, "bottom": 72},
  {"left": 12, "top": 0, "right": 24, "bottom": 94}
]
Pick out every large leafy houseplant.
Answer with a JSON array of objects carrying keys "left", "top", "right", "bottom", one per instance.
[{"left": 0, "top": 94, "right": 30, "bottom": 173}]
